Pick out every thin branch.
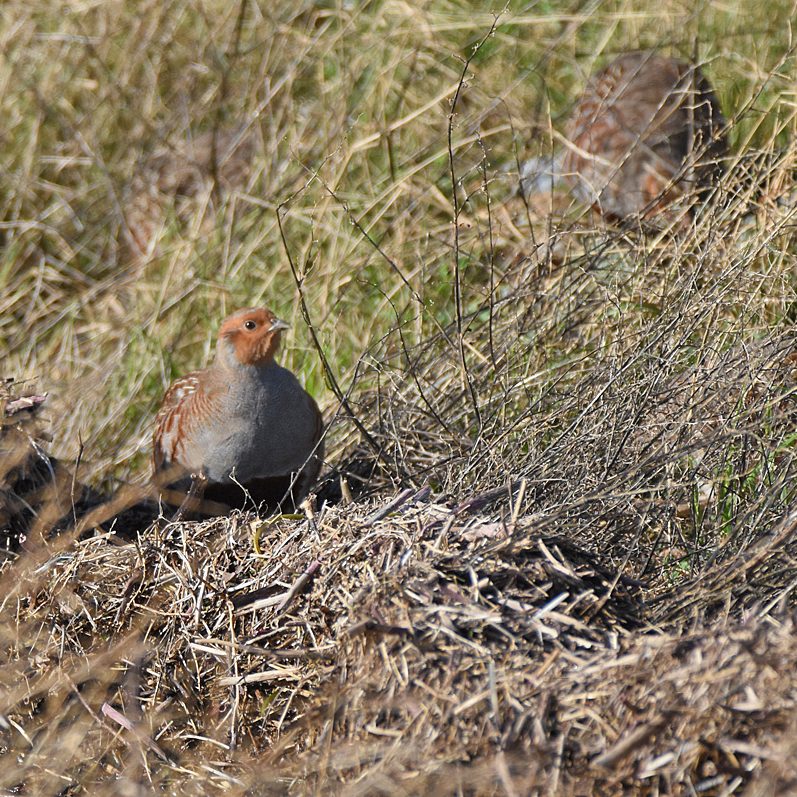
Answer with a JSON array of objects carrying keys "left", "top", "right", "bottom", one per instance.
[
  {"left": 447, "top": 17, "right": 502, "bottom": 429},
  {"left": 275, "top": 202, "right": 392, "bottom": 471}
]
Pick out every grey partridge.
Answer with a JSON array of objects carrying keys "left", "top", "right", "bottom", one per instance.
[
  {"left": 126, "top": 127, "right": 256, "bottom": 258},
  {"left": 152, "top": 307, "right": 324, "bottom": 516},
  {"left": 562, "top": 51, "right": 727, "bottom": 220}
]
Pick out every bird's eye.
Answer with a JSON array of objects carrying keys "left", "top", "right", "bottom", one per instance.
[{"left": 244, "top": 320, "right": 257, "bottom": 331}]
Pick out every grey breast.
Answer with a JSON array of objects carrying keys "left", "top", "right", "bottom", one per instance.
[{"left": 202, "top": 363, "right": 318, "bottom": 484}]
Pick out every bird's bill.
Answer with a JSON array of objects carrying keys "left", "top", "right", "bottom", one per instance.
[{"left": 269, "top": 318, "right": 290, "bottom": 332}]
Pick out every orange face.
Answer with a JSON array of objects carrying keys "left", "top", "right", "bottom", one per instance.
[{"left": 218, "top": 307, "right": 290, "bottom": 366}]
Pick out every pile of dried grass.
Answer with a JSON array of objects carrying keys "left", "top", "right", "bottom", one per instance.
[{"left": 4, "top": 458, "right": 797, "bottom": 794}]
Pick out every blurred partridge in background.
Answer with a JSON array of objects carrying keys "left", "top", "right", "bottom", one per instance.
[
  {"left": 562, "top": 51, "right": 727, "bottom": 219},
  {"left": 521, "top": 51, "right": 728, "bottom": 221},
  {"left": 125, "top": 127, "right": 256, "bottom": 258},
  {"left": 153, "top": 307, "right": 324, "bottom": 516}
]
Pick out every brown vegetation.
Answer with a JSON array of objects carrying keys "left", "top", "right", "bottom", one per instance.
[{"left": 2, "top": 1, "right": 797, "bottom": 794}]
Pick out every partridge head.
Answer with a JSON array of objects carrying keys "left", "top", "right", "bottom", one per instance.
[{"left": 153, "top": 307, "right": 324, "bottom": 515}]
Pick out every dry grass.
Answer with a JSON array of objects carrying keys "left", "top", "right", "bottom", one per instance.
[{"left": 3, "top": 0, "right": 797, "bottom": 793}]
